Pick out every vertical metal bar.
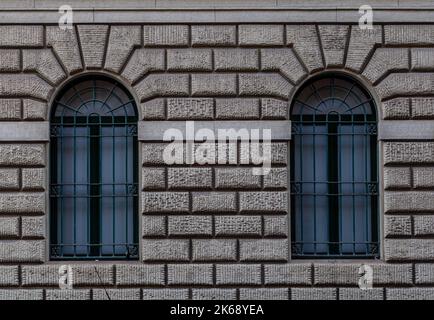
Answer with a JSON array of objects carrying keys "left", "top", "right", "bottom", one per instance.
[
  {"left": 50, "top": 127, "right": 58, "bottom": 256},
  {"left": 327, "top": 115, "right": 339, "bottom": 255},
  {"left": 351, "top": 114, "right": 356, "bottom": 255},
  {"left": 313, "top": 114, "right": 317, "bottom": 255},
  {"left": 60, "top": 120, "right": 64, "bottom": 257},
  {"left": 89, "top": 122, "right": 101, "bottom": 257},
  {"left": 112, "top": 122, "right": 116, "bottom": 257}
]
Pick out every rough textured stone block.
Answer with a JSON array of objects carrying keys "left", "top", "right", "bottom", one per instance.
[
  {"left": 413, "top": 167, "right": 434, "bottom": 188},
  {"left": 21, "top": 265, "right": 58, "bottom": 286},
  {"left": 286, "top": 25, "right": 323, "bottom": 72},
  {"left": 141, "top": 98, "right": 165, "bottom": 120},
  {"left": 143, "top": 25, "right": 189, "bottom": 46},
  {"left": 363, "top": 48, "right": 408, "bottom": 83},
  {"left": 240, "top": 239, "right": 288, "bottom": 261},
  {"left": 167, "top": 49, "right": 212, "bottom": 71},
  {"left": 21, "top": 216, "right": 45, "bottom": 239},
  {"left": 240, "top": 192, "right": 288, "bottom": 213},
  {"left": 191, "top": 25, "right": 236, "bottom": 46},
  {"left": 385, "top": 215, "right": 412, "bottom": 237},
  {"left": 77, "top": 25, "right": 109, "bottom": 68},
  {"left": 376, "top": 73, "right": 434, "bottom": 100},
  {"left": 142, "top": 192, "right": 189, "bottom": 213},
  {"left": 0, "top": 49, "right": 20, "bottom": 72},
  {"left": 261, "top": 98, "right": 288, "bottom": 119},
  {"left": 385, "top": 25, "right": 434, "bottom": 45},
  {"left": 192, "top": 289, "right": 237, "bottom": 300},
  {"left": 415, "top": 264, "right": 434, "bottom": 284},
  {"left": 239, "top": 74, "right": 292, "bottom": 99},
  {"left": 0, "top": 266, "right": 19, "bottom": 286},
  {"left": 0, "top": 240, "right": 44, "bottom": 262},
  {"left": 318, "top": 25, "right": 349, "bottom": 67},
  {"left": 0, "top": 193, "right": 44, "bottom": 214},
  {"left": 314, "top": 264, "right": 360, "bottom": 285},
  {"left": 411, "top": 48, "right": 434, "bottom": 71},
  {"left": 291, "top": 288, "right": 337, "bottom": 300},
  {"left": 167, "top": 98, "right": 214, "bottom": 120},
  {"left": 142, "top": 239, "right": 189, "bottom": 261},
  {"left": 46, "top": 26, "right": 82, "bottom": 73},
  {"left": 384, "top": 142, "right": 434, "bottom": 164},
  {"left": 263, "top": 168, "right": 287, "bottom": 189},
  {"left": 384, "top": 167, "right": 411, "bottom": 189},
  {"left": 240, "top": 142, "right": 288, "bottom": 165},
  {"left": 168, "top": 167, "right": 212, "bottom": 189},
  {"left": 192, "top": 192, "right": 236, "bottom": 212},
  {"left": 22, "top": 99, "right": 47, "bottom": 120},
  {"left": 339, "top": 288, "right": 384, "bottom": 300},
  {"left": 143, "top": 289, "right": 189, "bottom": 300},
  {"left": 142, "top": 143, "right": 168, "bottom": 165},
  {"left": 0, "top": 169, "right": 19, "bottom": 190},
  {"left": 382, "top": 98, "right": 411, "bottom": 119},
  {"left": 214, "top": 48, "right": 258, "bottom": 71},
  {"left": 385, "top": 239, "right": 434, "bottom": 261},
  {"left": 191, "top": 74, "right": 237, "bottom": 96},
  {"left": 69, "top": 265, "right": 114, "bottom": 286},
  {"left": 192, "top": 239, "right": 237, "bottom": 261},
  {"left": 142, "top": 167, "right": 166, "bottom": 190},
  {"left": 0, "top": 26, "right": 43, "bottom": 47},
  {"left": 387, "top": 288, "right": 434, "bottom": 300},
  {"left": 168, "top": 264, "right": 213, "bottom": 285},
  {"left": 264, "top": 264, "right": 312, "bottom": 285},
  {"left": 0, "top": 144, "right": 44, "bottom": 166},
  {"left": 412, "top": 98, "right": 434, "bottom": 119},
  {"left": 346, "top": 26, "right": 382, "bottom": 72},
  {"left": 93, "top": 289, "right": 140, "bottom": 300},
  {"left": 0, "top": 74, "right": 52, "bottom": 100},
  {"left": 46, "top": 289, "right": 91, "bottom": 300},
  {"left": 263, "top": 216, "right": 288, "bottom": 237},
  {"left": 0, "top": 289, "right": 43, "bottom": 300},
  {"left": 240, "top": 288, "right": 288, "bottom": 300},
  {"left": 142, "top": 215, "right": 166, "bottom": 237},
  {"left": 23, "top": 49, "right": 66, "bottom": 85},
  {"left": 116, "top": 264, "right": 165, "bottom": 286},
  {"left": 216, "top": 264, "right": 261, "bottom": 285},
  {"left": 135, "top": 74, "right": 189, "bottom": 100},
  {"left": 215, "top": 168, "right": 261, "bottom": 189},
  {"left": 122, "top": 49, "right": 165, "bottom": 83},
  {"left": 385, "top": 191, "right": 434, "bottom": 212},
  {"left": 0, "top": 217, "right": 19, "bottom": 238},
  {"left": 215, "top": 98, "right": 260, "bottom": 119},
  {"left": 168, "top": 216, "right": 212, "bottom": 236},
  {"left": 22, "top": 168, "right": 45, "bottom": 191},
  {"left": 0, "top": 99, "right": 21, "bottom": 120},
  {"left": 215, "top": 216, "right": 262, "bottom": 236},
  {"left": 261, "top": 48, "right": 306, "bottom": 84},
  {"left": 414, "top": 216, "right": 434, "bottom": 236},
  {"left": 239, "top": 25, "right": 283, "bottom": 46},
  {"left": 104, "top": 26, "right": 141, "bottom": 73},
  {"left": 372, "top": 264, "right": 413, "bottom": 285}
]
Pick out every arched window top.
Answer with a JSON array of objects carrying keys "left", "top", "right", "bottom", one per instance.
[
  {"left": 291, "top": 74, "right": 376, "bottom": 117},
  {"left": 52, "top": 75, "right": 137, "bottom": 119}
]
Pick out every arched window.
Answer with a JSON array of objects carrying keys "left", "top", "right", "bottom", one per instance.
[
  {"left": 50, "top": 76, "right": 139, "bottom": 260},
  {"left": 290, "top": 74, "right": 378, "bottom": 258}
]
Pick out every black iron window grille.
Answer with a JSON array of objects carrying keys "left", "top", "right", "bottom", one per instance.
[
  {"left": 50, "top": 76, "right": 139, "bottom": 260},
  {"left": 290, "top": 75, "right": 379, "bottom": 258}
]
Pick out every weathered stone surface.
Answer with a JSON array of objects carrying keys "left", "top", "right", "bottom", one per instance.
[
  {"left": 371, "top": 264, "right": 413, "bottom": 285},
  {"left": 264, "top": 264, "right": 312, "bottom": 285},
  {"left": 387, "top": 288, "right": 434, "bottom": 300},
  {"left": 142, "top": 143, "right": 169, "bottom": 165},
  {"left": 384, "top": 167, "right": 411, "bottom": 189},
  {"left": 191, "top": 74, "right": 237, "bottom": 96},
  {"left": 240, "top": 192, "right": 288, "bottom": 213},
  {"left": 261, "top": 48, "right": 306, "bottom": 84},
  {"left": 0, "top": 144, "right": 43, "bottom": 169},
  {"left": 415, "top": 264, "right": 434, "bottom": 284},
  {"left": 291, "top": 288, "right": 337, "bottom": 300},
  {"left": 143, "top": 289, "right": 189, "bottom": 300},
  {"left": 22, "top": 99, "right": 47, "bottom": 120},
  {"left": 142, "top": 215, "right": 166, "bottom": 237},
  {"left": 168, "top": 167, "right": 212, "bottom": 189},
  {"left": 135, "top": 74, "right": 189, "bottom": 101},
  {"left": 122, "top": 49, "right": 165, "bottom": 83},
  {"left": 385, "top": 239, "right": 434, "bottom": 261},
  {"left": 142, "top": 192, "right": 189, "bottom": 213},
  {"left": 239, "top": 25, "right": 283, "bottom": 46},
  {"left": 215, "top": 98, "right": 260, "bottom": 119},
  {"left": 376, "top": 73, "right": 434, "bottom": 100},
  {"left": 93, "top": 289, "right": 140, "bottom": 300},
  {"left": 0, "top": 169, "right": 19, "bottom": 190},
  {"left": 263, "top": 216, "right": 288, "bottom": 237},
  {"left": 385, "top": 215, "right": 412, "bottom": 237},
  {"left": 313, "top": 264, "right": 360, "bottom": 285},
  {"left": 192, "top": 289, "right": 237, "bottom": 300},
  {"left": 214, "top": 48, "right": 259, "bottom": 71},
  {"left": 0, "top": 193, "right": 44, "bottom": 214},
  {"left": 46, "top": 289, "right": 91, "bottom": 300},
  {"left": 167, "top": 49, "right": 212, "bottom": 71},
  {"left": 116, "top": 264, "right": 165, "bottom": 285},
  {"left": 168, "top": 216, "right": 212, "bottom": 236},
  {"left": 192, "top": 192, "right": 236, "bottom": 212},
  {"left": 192, "top": 239, "right": 237, "bottom": 261},
  {"left": 141, "top": 98, "right": 166, "bottom": 120},
  {"left": 167, "top": 98, "right": 214, "bottom": 120},
  {"left": 215, "top": 216, "right": 262, "bottom": 236},
  {"left": 0, "top": 217, "right": 19, "bottom": 238},
  {"left": 382, "top": 98, "right": 410, "bottom": 119},
  {"left": 363, "top": 48, "right": 408, "bottom": 84},
  {"left": 384, "top": 142, "right": 434, "bottom": 164},
  {"left": 46, "top": 26, "right": 82, "bottom": 73},
  {"left": 411, "top": 48, "right": 434, "bottom": 71},
  {"left": 414, "top": 215, "right": 434, "bottom": 236},
  {"left": 23, "top": 49, "right": 66, "bottom": 85},
  {"left": 191, "top": 25, "right": 236, "bottom": 46},
  {"left": 0, "top": 49, "right": 20, "bottom": 72},
  {"left": 286, "top": 25, "right": 323, "bottom": 72},
  {"left": 104, "top": 26, "right": 141, "bottom": 72},
  {"left": 216, "top": 264, "right": 261, "bottom": 285},
  {"left": 77, "top": 25, "right": 109, "bottom": 68},
  {"left": 0, "top": 74, "right": 52, "bottom": 100},
  {"left": 143, "top": 25, "right": 189, "bottom": 46},
  {"left": 21, "top": 265, "right": 58, "bottom": 286},
  {"left": 0, "top": 266, "right": 19, "bottom": 286},
  {"left": 240, "top": 239, "right": 288, "bottom": 261},
  {"left": 22, "top": 168, "right": 45, "bottom": 191},
  {"left": 261, "top": 98, "right": 288, "bottom": 119},
  {"left": 318, "top": 25, "right": 349, "bottom": 67},
  {"left": 0, "top": 240, "right": 44, "bottom": 262},
  {"left": 21, "top": 216, "right": 45, "bottom": 239},
  {"left": 346, "top": 26, "right": 382, "bottom": 72},
  {"left": 68, "top": 265, "right": 114, "bottom": 286},
  {"left": 142, "top": 167, "right": 166, "bottom": 190},
  {"left": 385, "top": 191, "right": 434, "bottom": 212},
  {"left": 0, "top": 289, "right": 43, "bottom": 300},
  {"left": 215, "top": 168, "right": 261, "bottom": 189},
  {"left": 0, "top": 99, "right": 20, "bottom": 120},
  {"left": 239, "top": 74, "right": 292, "bottom": 99},
  {"left": 413, "top": 167, "right": 434, "bottom": 188},
  {"left": 339, "top": 288, "right": 384, "bottom": 300},
  {"left": 142, "top": 239, "right": 189, "bottom": 261},
  {"left": 263, "top": 168, "right": 287, "bottom": 189},
  {"left": 412, "top": 98, "right": 434, "bottom": 119},
  {"left": 0, "top": 26, "right": 43, "bottom": 47},
  {"left": 168, "top": 264, "right": 213, "bottom": 285},
  {"left": 385, "top": 25, "right": 434, "bottom": 45}
]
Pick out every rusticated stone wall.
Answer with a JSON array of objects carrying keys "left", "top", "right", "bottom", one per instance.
[{"left": 0, "top": 23, "right": 433, "bottom": 300}]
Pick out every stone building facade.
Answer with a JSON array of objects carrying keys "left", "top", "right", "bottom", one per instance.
[{"left": 0, "top": 0, "right": 434, "bottom": 300}]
